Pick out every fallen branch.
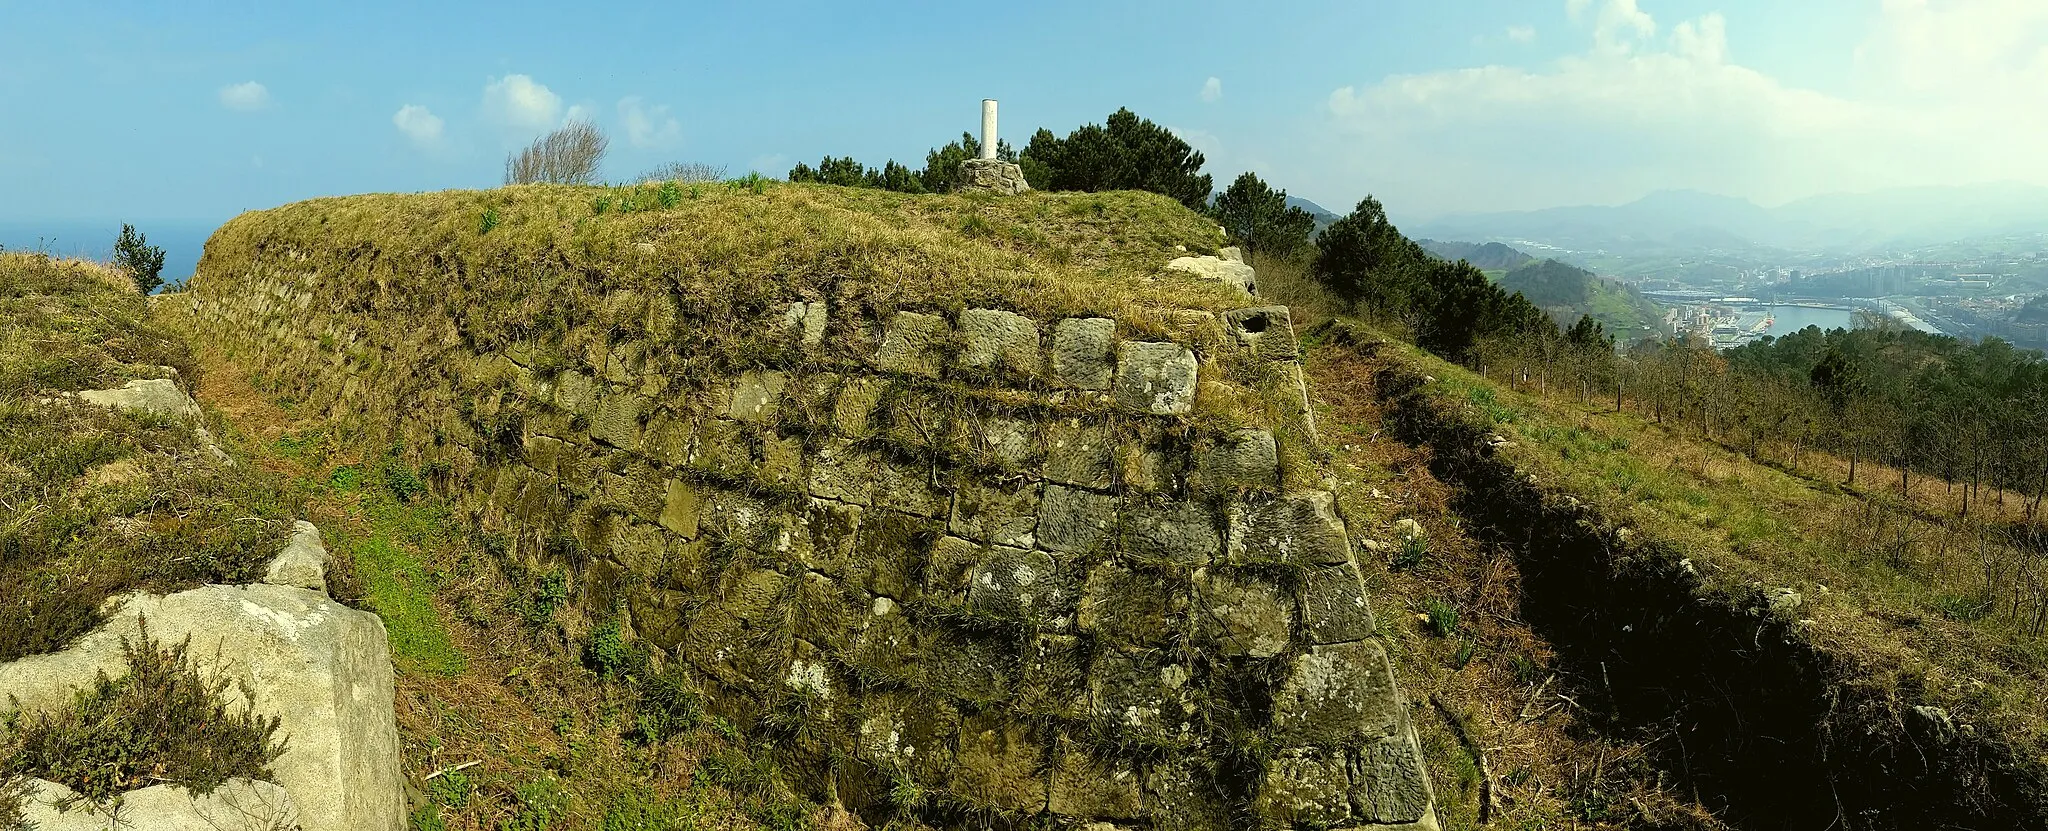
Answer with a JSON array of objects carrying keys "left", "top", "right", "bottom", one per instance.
[
  {"left": 423, "top": 761, "right": 479, "bottom": 781},
  {"left": 1517, "top": 674, "right": 1555, "bottom": 721}
]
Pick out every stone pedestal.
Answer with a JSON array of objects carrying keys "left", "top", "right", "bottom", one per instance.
[{"left": 957, "top": 158, "right": 1030, "bottom": 195}]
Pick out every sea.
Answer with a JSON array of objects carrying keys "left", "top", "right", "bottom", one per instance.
[{"left": 0, "top": 219, "right": 223, "bottom": 293}]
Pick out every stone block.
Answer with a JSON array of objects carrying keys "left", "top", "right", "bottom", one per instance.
[
  {"left": 553, "top": 369, "right": 599, "bottom": 417},
  {"left": 1117, "top": 500, "right": 1220, "bottom": 568},
  {"left": 1165, "top": 254, "right": 1256, "bottom": 296},
  {"left": 951, "top": 713, "right": 1049, "bottom": 813},
  {"left": 628, "top": 584, "right": 693, "bottom": 650},
  {"left": 874, "top": 458, "right": 946, "bottom": 518},
  {"left": 1350, "top": 728, "right": 1435, "bottom": 825},
  {"left": 801, "top": 499, "right": 863, "bottom": 579},
  {"left": 1222, "top": 306, "right": 1299, "bottom": 362},
  {"left": 949, "top": 479, "right": 1039, "bottom": 548},
  {"left": 1227, "top": 491, "right": 1351, "bottom": 567},
  {"left": 1269, "top": 641, "right": 1404, "bottom": 748},
  {"left": 1037, "top": 485, "right": 1118, "bottom": 555},
  {"left": 1048, "top": 737, "right": 1144, "bottom": 820},
  {"left": 875, "top": 311, "right": 951, "bottom": 378},
  {"left": 659, "top": 478, "right": 703, "bottom": 537},
  {"left": 831, "top": 376, "right": 889, "bottom": 436},
  {"left": 782, "top": 301, "right": 829, "bottom": 348},
  {"left": 967, "top": 545, "right": 1077, "bottom": 630},
  {"left": 1016, "top": 634, "right": 1089, "bottom": 720},
  {"left": 1195, "top": 428, "right": 1279, "bottom": 492},
  {"left": 981, "top": 416, "right": 1040, "bottom": 469},
  {"left": 592, "top": 393, "right": 645, "bottom": 450},
  {"left": 792, "top": 571, "right": 869, "bottom": 654},
  {"left": 918, "top": 627, "right": 1015, "bottom": 703},
  {"left": 641, "top": 409, "right": 694, "bottom": 467},
  {"left": 809, "top": 441, "right": 879, "bottom": 505},
  {"left": 760, "top": 432, "right": 806, "bottom": 488},
  {"left": 956, "top": 157, "right": 1031, "bottom": 195},
  {"left": 21, "top": 777, "right": 302, "bottom": 831},
  {"left": 1144, "top": 760, "right": 1233, "bottom": 831},
  {"left": 855, "top": 692, "right": 960, "bottom": 786},
  {"left": 925, "top": 534, "right": 984, "bottom": 600},
  {"left": 1256, "top": 749, "right": 1352, "bottom": 828},
  {"left": 1191, "top": 568, "right": 1294, "bottom": 658},
  {"left": 1301, "top": 562, "right": 1375, "bottom": 645},
  {"left": 959, "top": 308, "right": 1044, "bottom": 376},
  {"left": 849, "top": 510, "right": 940, "bottom": 601},
  {"left": 1077, "top": 561, "right": 1187, "bottom": 647},
  {"left": 728, "top": 370, "right": 787, "bottom": 424},
  {"left": 522, "top": 433, "right": 569, "bottom": 478},
  {"left": 1044, "top": 419, "right": 1115, "bottom": 489},
  {"left": 849, "top": 596, "right": 918, "bottom": 682},
  {"left": 1113, "top": 341, "right": 1198, "bottom": 415},
  {"left": 1051, "top": 317, "right": 1116, "bottom": 389},
  {"left": 689, "top": 419, "right": 755, "bottom": 478},
  {"left": 1088, "top": 648, "right": 1200, "bottom": 748}
]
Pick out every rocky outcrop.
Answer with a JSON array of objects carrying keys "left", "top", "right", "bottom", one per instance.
[
  {"left": 955, "top": 158, "right": 1030, "bottom": 195},
  {"left": 0, "top": 526, "right": 404, "bottom": 831},
  {"left": 1166, "top": 246, "right": 1257, "bottom": 296},
  {"left": 18, "top": 777, "right": 299, "bottom": 831}
]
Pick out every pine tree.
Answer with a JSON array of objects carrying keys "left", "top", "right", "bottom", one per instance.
[{"left": 113, "top": 224, "right": 166, "bottom": 295}]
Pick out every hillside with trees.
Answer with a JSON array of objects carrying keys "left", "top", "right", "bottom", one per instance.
[
  {"left": 1420, "top": 239, "right": 1536, "bottom": 271},
  {"left": 1497, "top": 258, "right": 1664, "bottom": 341}
]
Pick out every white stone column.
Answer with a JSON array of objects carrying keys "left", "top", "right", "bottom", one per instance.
[{"left": 980, "top": 99, "right": 998, "bottom": 159}]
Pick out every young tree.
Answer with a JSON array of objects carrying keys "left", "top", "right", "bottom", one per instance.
[
  {"left": 1312, "top": 196, "right": 1428, "bottom": 313},
  {"left": 1020, "top": 108, "right": 1212, "bottom": 209},
  {"left": 638, "top": 162, "right": 727, "bottom": 183},
  {"left": 920, "top": 131, "right": 1016, "bottom": 192},
  {"left": 1211, "top": 172, "right": 1315, "bottom": 266},
  {"left": 113, "top": 223, "right": 166, "bottom": 295},
  {"left": 505, "top": 119, "right": 610, "bottom": 185}
]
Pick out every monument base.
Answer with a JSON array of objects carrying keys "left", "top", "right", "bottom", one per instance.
[{"left": 956, "top": 158, "right": 1030, "bottom": 195}]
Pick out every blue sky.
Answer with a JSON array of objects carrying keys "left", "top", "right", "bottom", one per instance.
[{"left": 2, "top": 0, "right": 2043, "bottom": 247}]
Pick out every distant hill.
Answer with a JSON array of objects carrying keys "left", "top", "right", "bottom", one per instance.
[
  {"left": 1287, "top": 195, "right": 1342, "bottom": 236},
  {"left": 1498, "top": 259, "right": 1665, "bottom": 340},
  {"left": 2017, "top": 295, "right": 2048, "bottom": 325},
  {"left": 1409, "top": 183, "right": 2048, "bottom": 255},
  {"left": 1420, "top": 239, "right": 1536, "bottom": 271}
]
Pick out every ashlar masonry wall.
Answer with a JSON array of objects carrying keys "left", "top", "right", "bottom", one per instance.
[{"left": 186, "top": 227, "right": 1439, "bottom": 831}]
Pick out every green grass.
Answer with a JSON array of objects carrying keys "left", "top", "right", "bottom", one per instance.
[{"left": 317, "top": 455, "right": 467, "bottom": 677}]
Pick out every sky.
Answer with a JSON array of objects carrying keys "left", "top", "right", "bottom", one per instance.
[{"left": 1, "top": 0, "right": 2044, "bottom": 244}]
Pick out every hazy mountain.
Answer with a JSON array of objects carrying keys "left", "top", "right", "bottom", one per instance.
[
  {"left": 1409, "top": 183, "right": 2048, "bottom": 255},
  {"left": 1419, "top": 239, "right": 1536, "bottom": 271},
  {"left": 1287, "top": 195, "right": 1342, "bottom": 236}
]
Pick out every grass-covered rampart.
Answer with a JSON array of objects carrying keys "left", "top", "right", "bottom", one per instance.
[{"left": 1321, "top": 319, "right": 2047, "bottom": 829}]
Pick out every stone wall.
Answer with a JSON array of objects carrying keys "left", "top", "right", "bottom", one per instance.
[{"left": 184, "top": 234, "right": 1438, "bottom": 830}]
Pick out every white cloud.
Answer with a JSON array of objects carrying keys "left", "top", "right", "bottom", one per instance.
[
  {"left": 1506, "top": 25, "right": 1537, "bottom": 43},
  {"left": 1200, "top": 77, "right": 1223, "bottom": 103},
  {"left": 218, "top": 81, "right": 269, "bottom": 111},
  {"left": 482, "top": 74, "right": 562, "bottom": 131},
  {"left": 618, "top": 96, "right": 682, "bottom": 148},
  {"left": 1318, "top": 0, "right": 2048, "bottom": 216},
  {"left": 392, "top": 105, "right": 444, "bottom": 146}
]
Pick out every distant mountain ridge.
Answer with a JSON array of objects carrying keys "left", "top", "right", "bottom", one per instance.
[
  {"left": 1419, "top": 239, "right": 1536, "bottom": 271},
  {"left": 1410, "top": 183, "right": 2048, "bottom": 255},
  {"left": 1287, "top": 195, "right": 1342, "bottom": 236}
]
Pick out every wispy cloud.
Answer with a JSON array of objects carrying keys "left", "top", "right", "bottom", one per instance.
[
  {"left": 1200, "top": 77, "right": 1223, "bottom": 103},
  {"left": 1506, "top": 25, "right": 1537, "bottom": 43},
  {"left": 482, "top": 74, "right": 561, "bottom": 131},
  {"left": 218, "top": 81, "right": 269, "bottom": 111},
  {"left": 618, "top": 96, "right": 682, "bottom": 148},
  {"left": 392, "top": 105, "right": 443, "bottom": 146}
]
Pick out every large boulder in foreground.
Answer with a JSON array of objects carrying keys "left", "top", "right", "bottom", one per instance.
[
  {"left": 0, "top": 582, "right": 404, "bottom": 831},
  {"left": 18, "top": 777, "right": 300, "bottom": 831}
]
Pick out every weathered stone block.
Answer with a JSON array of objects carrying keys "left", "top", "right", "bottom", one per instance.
[
  {"left": 1350, "top": 728, "right": 1435, "bottom": 825},
  {"left": 1048, "top": 737, "right": 1144, "bottom": 819},
  {"left": 949, "top": 480, "right": 1040, "bottom": 548},
  {"left": 849, "top": 596, "right": 919, "bottom": 683},
  {"left": 1256, "top": 749, "right": 1352, "bottom": 828},
  {"left": 522, "top": 433, "right": 569, "bottom": 478},
  {"left": 792, "top": 571, "right": 869, "bottom": 654},
  {"left": 1038, "top": 485, "right": 1118, "bottom": 555},
  {"left": 849, "top": 510, "right": 940, "bottom": 601},
  {"left": 801, "top": 499, "right": 863, "bottom": 579},
  {"left": 641, "top": 409, "right": 694, "bottom": 467},
  {"left": 782, "top": 301, "right": 829, "bottom": 348},
  {"left": 628, "top": 584, "right": 693, "bottom": 650},
  {"left": 956, "top": 157, "right": 1030, "bottom": 195},
  {"left": 1269, "top": 641, "right": 1404, "bottom": 748},
  {"left": 856, "top": 692, "right": 960, "bottom": 786},
  {"left": 831, "top": 376, "right": 888, "bottom": 437},
  {"left": 1114, "top": 341, "right": 1198, "bottom": 415},
  {"left": 925, "top": 534, "right": 983, "bottom": 600},
  {"left": 1016, "top": 633, "right": 1089, "bottom": 720},
  {"left": 760, "top": 432, "right": 806, "bottom": 488},
  {"left": 959, "top": 308, "right": 1044, "bottom": 376},
  {"left": 553, "top": 369, "right": 599, "bottom": 417},
  {"left": 683, "top": 568, "right": 793, "bottom": 690},
  {"left": 967, "top": 545, "right": 1076, "bottom": 630},
  {"left": 1144, "top": 760, "right": 1233, "bottom": 831},
  {"left": 1227, "top": 491, "right": 1351, "bottom": 566},
  {"left": 981, "top": 416, "right": 1040, "bottom": 469},
  {"left": 689, "top": 419, "right": 755, "bottom": 478},
  {"left": 874, "top": 458, "right": 946, "bottom": 517},
  {"left": 809, "top": 441, "right": 879, "bottom": 505},
  {"left": 1301, "top": 562, "right": 1375, "bottom": 644},
  {"left": 1118, "top": 500, "right": 1220, "bottom": 567},
  {"left": 1195, "top": 428, "right": 1279, "bottom": 492},
  {"left": 951, "top": 713, "right": 1048, "bottom": 814},
  {"left": 918, "top": 627, "right": 1015, "bottom": 703},
  {"left": 875, "top": 311, "right": 950, "bottom": 378},
  {"left": 1044, "top": 419, "right": 1115, "bottom": 489},
  {"left": 1077, "top": 561, "right": 1187, "bottom": 646},
  {"left": 592, "top": 393, "right": 645, "bottom": 450},
  {"left": 1191, "top": 568, "right": 1294, "bottom": 658},
  {"left": 1088, "top": 648, "right": 1200, "bottom": 748},
  {"left": 659, "top": 478, "right": 702, "bottom": 538},
  {"left": 728, "top": 370, "right": 787, "bottom": 423},
  {"left": 1051, "top": 317, "right": 1116, "bottom": 389},
  {"left": 1222, "top": 306, "right": 1299, "bottom": 362}
]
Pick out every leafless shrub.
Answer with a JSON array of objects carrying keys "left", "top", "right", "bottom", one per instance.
[
  {"left": 637, "top": 162, "right": 727, "bottom": 184},
  {"left": 504, "top": 119, "right": 610, "bottom": 185}
]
